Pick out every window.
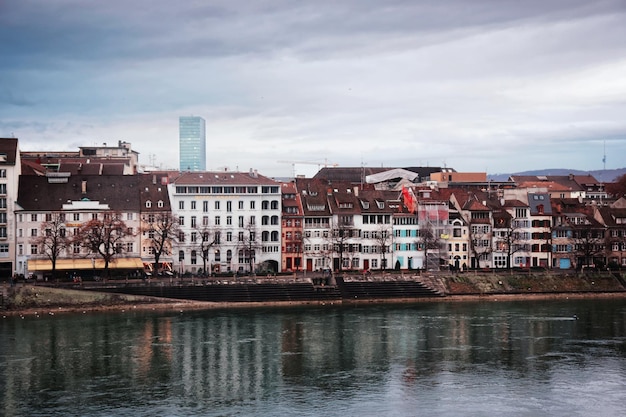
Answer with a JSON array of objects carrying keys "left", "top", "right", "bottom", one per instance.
[
  {"left": 73, "top": 213, "right": 80, "bottom": 221},
  {"left": 31, "top": 229, "right": 38, "bottom": 237},
  {"left": 238, "top": 201, "right": 244, "bottom": 210},
  {"left": 179, "top": 216, "right": 184, "bottom": 226},
  {"left": 191, "top": 232, "right": 197, "bottom": 243},
  {"left": 179, "top": 201, "right": 185, "bottom": 210},
  {"left": 227, "top": 231, "right": 232, "bottom": 242},
  {"left": 271, "top": 201, "right": 279, "bottom": 210},
  {"left": 191, "top": 250, "right": 197, "bottom": 265},
  {"left": 191, "top": 201, "right": 196, "bottom": 210},
  {"left": 191, "top": 216, "right": 197, "bottom": 227},
  {"left": 215, "top": 216, "right": 221, "bottom": 225},
  {"left": 250, "top": 201, "right": 255, "bottom": 209},
  {"left": 179, "top": 250, "right": 185, "bottom": 261},
  {"left": 215, "top": 201, "right": 220, "bottom": 210},
  {"left": 227, "top": 201, "right": 232, "bottom": 212},
  {"left": 203, "top": 201, "right": 209, "bottom": 212},
  {"left": 227, "top": 216, "right": 232, "bottom": 225},
  {"left": 31, "top": 244, "right": 38, "bottom": 255},
  {"left": 215, "top": 250, "right": 221, "bottom": 262},
  {"left": 157, "top": 200, "right": 164, "bottom": 208},
  {"left": 31, "top": 214, "right": 38, "bottom": 222},
  {"left": 238, "top": 216, "right": 244, "bottom": 227}
]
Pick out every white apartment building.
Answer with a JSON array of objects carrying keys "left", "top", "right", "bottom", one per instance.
[{"left": 169, "top": 170, "right": 282, "bottom": 275}]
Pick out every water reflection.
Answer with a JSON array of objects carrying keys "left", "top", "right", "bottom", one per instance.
[{"left": 1, "top": 299, "right": 625, "bottom": 416}]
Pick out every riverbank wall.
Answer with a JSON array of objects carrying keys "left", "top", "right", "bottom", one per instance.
[{"left": 2, "top": 271, "right": 625, "bottom": 315}]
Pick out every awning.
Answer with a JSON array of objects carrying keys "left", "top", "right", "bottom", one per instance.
[{"left": 28, "top": 258, "right": 144, "bottom": 271}]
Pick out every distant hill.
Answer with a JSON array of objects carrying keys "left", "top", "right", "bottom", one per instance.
[{"left": 488, "top": 168, "right": 626, "bottom": 183}]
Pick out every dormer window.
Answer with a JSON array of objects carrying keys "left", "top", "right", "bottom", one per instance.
[
  {"left": 145, "top": 200, "right": 152, "bottom": 208},
  {"left": 157, "top": 200, "right": 164, "bottom": 208}
]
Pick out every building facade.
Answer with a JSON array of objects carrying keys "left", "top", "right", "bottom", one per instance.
[
  {"left": 179, "top": 116, "right": 206, "bottom": 172},
  {"left": 168, "top": 170, "right": 282, "bottom": 275},
  {"left": 0, "top": 138, "right": 20, "bottom": 279}
]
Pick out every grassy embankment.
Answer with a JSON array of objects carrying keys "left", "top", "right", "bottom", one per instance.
[
  {"left": 1, "top": 285, "right": 205, "bottom": 315},
  {"left": 441, "top": 270, "right": 626, "bottom": 295}
]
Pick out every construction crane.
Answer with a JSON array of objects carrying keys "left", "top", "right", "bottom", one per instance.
[{"left": 277, "top": 160, "right": 339, "bottom": 177}]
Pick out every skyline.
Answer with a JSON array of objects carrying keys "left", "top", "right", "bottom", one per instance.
[{"left": 1, "top": 1, "right": 625, "bottom": 178}]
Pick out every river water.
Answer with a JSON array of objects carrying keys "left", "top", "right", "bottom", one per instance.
[{"left": 1, "top": 298, "right": 625, "bottom": 417}]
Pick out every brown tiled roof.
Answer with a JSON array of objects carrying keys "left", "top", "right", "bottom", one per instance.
[
  {"left": 173, "top": 171, "right": 278, "bottom": 185},
  {"left": 138, "top": 174, "right": 171, "bottom": 211},
  {"left": 0, "top": 138, "right": 18, "bottom": 164},
  {"left": 17, "top": 175, "right": 141, "bottom": 211}
]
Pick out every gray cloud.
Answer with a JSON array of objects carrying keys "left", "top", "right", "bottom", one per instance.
[{"left": 1, "top": 0, "right": 625, "bottom": 176}]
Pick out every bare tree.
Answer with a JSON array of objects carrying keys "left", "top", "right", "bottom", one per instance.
[
  {"left": 328, "top": 217, "right": 355, "bottom": 271},
  {"left": 374, "top": 224, "right": 393, "bottom": 270},
  {"left": 143, "top": 212, "right": 180, "bottom": 275},
  {"left": 238, "top": 220, "right": 261, "bottom": 275},
  {"left": 573, "top": 225, "right": 605, "bottom": 269},
  {"left": 193, "top": 224, "right": 219, "bottom": 276},
  {"left": 469, "top": 224, "right": 492, "bottom": 269},
  {"left": 30, "top": 212, "right": 70, "bottom": 280},
  {"left": 75, "top": 211, "right": 133, "bottom": 278},
  {"left": 416, "top": 222, "right": 443, "bottom": 271},
  {"left": 493, "top": 218, "right": 525, "bottom": 270}
]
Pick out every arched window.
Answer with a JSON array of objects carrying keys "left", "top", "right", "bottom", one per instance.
[
  {"left": 262, "top": 200, "right": 269, "bottom": 210},
  {"left": 271, "top": 200, "right": 279, "bottom": 210},
  {"left": 145, "top": 200, "right": 152, "bottom": 208},
  {"left": 271, "top": 231, "right": 279, "bottom": 242},
  {"left": 226, "top": 250, "right": 232, "bottom": 262},
  {"left": 262, "top": 216, "right": 269, "bottom": 225},
  {"left": 262, "top": 231, "right": 269, "bottom": 242},
  {"left": 271, "top": 215, "right": 279, "bottom": 225}
]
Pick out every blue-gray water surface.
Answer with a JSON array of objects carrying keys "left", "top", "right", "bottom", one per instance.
[{"left": 1, "top": 299, "right": 625, "bottom": 417}]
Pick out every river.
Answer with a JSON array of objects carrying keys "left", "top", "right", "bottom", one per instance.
[{"left": 1, "top": 298, "right": 625, "bottom": 416}]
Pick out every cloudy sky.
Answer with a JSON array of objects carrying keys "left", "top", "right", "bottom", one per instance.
[{"left": 1, "top": 0, "right": 625, "bottom": 177}]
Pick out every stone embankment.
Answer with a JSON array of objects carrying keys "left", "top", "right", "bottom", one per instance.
[{"left": 2, "top": 270, "right": 625, "bottom": 315}]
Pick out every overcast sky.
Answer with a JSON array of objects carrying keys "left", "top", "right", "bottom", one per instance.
[{"left": 1, "top": 0, "right": 625, "bottom": 177}]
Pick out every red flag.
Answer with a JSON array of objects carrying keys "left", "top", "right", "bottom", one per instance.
[{"left": 402, "top": 186, "right": 416, "bottom": 213}]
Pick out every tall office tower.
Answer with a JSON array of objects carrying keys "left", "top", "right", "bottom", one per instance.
[{"left": 179, "top": 116, "right": 206, "bottom": 171}]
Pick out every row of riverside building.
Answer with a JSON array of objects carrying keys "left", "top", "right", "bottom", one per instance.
[{"left": 2, "top": 138, "right": 625, "bottom": 281}]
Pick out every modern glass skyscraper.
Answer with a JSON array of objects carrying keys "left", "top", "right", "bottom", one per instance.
[{"left": 179, "top": 116, "right": 206, "bottom": 171}]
